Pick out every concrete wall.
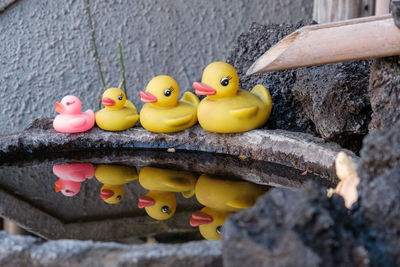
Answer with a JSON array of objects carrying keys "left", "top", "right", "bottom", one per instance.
[{"left": 0, "top": 0, "right": 313, "bottom": 134}]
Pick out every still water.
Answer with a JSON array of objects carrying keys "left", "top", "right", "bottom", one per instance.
[{"left": 0, "top": 149, "right": 333, "bottom": 243}]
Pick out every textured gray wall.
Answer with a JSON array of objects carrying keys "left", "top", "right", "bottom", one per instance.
[{"left": 0, "top": 0, "right": 313, "bottom": 134}]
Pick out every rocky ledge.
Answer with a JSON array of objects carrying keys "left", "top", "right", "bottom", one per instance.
[
  {"left": 0, "top": 118, "right": 356, "bottom": 181},
  {"left": 0, "top": 231, "right": 221, "bottom": 267}
]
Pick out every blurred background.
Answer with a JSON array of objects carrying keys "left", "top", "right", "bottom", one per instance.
[{"left": 0, "top": 0, "right": 381, "bottom": 134}]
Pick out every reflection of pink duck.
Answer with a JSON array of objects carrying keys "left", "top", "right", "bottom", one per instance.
[
  {"left": 53, "top": 95, "right": 95, "bottom": 133},
  {"left": 53, "top": 163, "right": 95, "bottom": 197}
]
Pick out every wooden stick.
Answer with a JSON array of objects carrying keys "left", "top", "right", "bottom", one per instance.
[{"left": 247, "top": 14, "right": 400, "bottom": 74}]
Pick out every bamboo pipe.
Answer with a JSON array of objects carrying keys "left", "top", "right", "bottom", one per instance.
[
  {"left": 246, "top": 14, "right": 400, "bottom": 75},
  {"left": 375, "top": 0, "right": 391, "bottom": 15}
]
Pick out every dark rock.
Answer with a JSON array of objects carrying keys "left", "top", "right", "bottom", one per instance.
[
  {"left": 357, "top": 121, "right": 400, "bottom": 266},
  {"left": 358, "top": 121, "right": 400, "bottom": 182},
  {"left": 227, "top": 22, "right": 372, "bottom": 153},
  {"left": 222, "top": 184, "right": 368, "bottom": 267},
  {"left": 358, "top": 169, "right": 400, "bottom": 266},
  {"left": 292, "top": 61, "right": 372, "bottom": 152},
  {"left": 0, "top": 231, "right": 222, "bottom": 266},
  {"left": 367, "top": 56, "right": 400, "bottom": 131},
  {"left": 226, "top": 21, "right": 317, "bottom": 134}
]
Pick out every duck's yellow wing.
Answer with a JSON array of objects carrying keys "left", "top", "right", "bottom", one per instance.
[
  {"left": 230, "top": 106, "right": 259, "bottom": 119},
  {"left": 181, "top": 92, "right": 200, "bottom": 106},
  {"left": 226, "top": 196, "right": 255, "bottom": 209},
  {"left": 163, "top": 177, "right": 193, "bottom": 190},
  {"left": 251, "top": 84, "right": 273, "bottom": 108},
  {"left": 165, "top": 114, "right": 193, "bottom": 127},
  {"left": 124, "top": 100, "right": 140, "bottom": 123}
]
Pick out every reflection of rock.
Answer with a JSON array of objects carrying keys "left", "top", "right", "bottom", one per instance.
[
  {"left": 0, "top": 231, "right": 222, "bottom": 266},
  {"left": 227, "top": 22, "right": 372, "bottom": 153},
  {"left": 223, "top": 184, "right": 364, "bottom": 267},
  {"left": 292, "top": 61, "right": 371, "bottom": 152},
  {"left": 368, "top": 56, "right": 400, "bottom": 132}
]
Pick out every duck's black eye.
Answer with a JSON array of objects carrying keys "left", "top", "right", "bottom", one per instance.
[
  {"left": 161, "top": 206, "right": 169, "bottom": 213},
  {"left": 220, "top": 77, "right": 229, "bottom": 86},
  {"left": 216, "top": 225, "right": 223, "bottom": 234},
  {"left": 164, "top": 89, "right": 172, "bottom": 97},
  {"left": 118, "top": 95, "right": 123, "bottom": 101},
  {"left": 116, "top": 195, "right": 121, "bottom": 200}
]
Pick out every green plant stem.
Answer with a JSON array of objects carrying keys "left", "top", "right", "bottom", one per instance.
[
  {"left": 118, "top": 42, "right": 127, "bottom": 97},
  {"left": 86, "top": 0, "right": 106, "bottom": 109}
]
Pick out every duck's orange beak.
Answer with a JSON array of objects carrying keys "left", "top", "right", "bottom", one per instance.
[
  {"left": 100, "top": 189, "right": 114, "bottom": 200},
  {"left": 140, "top": 91, "right": 157, "bottom": 103},
  {"left": 193, "top": 82, "right": 216, "bottom": 95},
  {"left": 190, "top": 211, "right": 213, "bottom": 227},
  {"left": 55, "top": 102, "right": 64, "bottom": 113},
  {"left": 54, "top": 180, "right": 63, "bottom": 192},
  {"left": 138, "top": 196, "right": 155, "bottom": 208},
  {"left": 102, "top": 97, "right": 115, "bottom": 106}
]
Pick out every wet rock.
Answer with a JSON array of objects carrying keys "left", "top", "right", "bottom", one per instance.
[
  {"left": 226, "top": 21, "right": 317, "bottom": 134},
  {"left": 367, "top": 56, "right": 400, "bottom": 131},
  {"left": 0, "top": 231, "right": 222, "bottom": 266},
  {"left": 222, "top": 184, "right": 367, "bottom": 267},
  {"left": 292, "top": 61, "right": 372, "bottom": 152}
]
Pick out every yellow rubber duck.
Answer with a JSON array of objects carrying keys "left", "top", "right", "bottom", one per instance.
[
  {"left": 140, "top": 75, "right": 199, "bottom": 133},
  {"left": 137, "top": 167, "right": 198, "bottom": 220},
  {"left": 138, "top": 191, "right": 176, "bottom": 220},
  {"left": 190, "top": 174, "right": 268, "bottom": 240},
  {"left": 193, "top": 61, "right": 272, "bottom": 133},
  {"left": 95, "top": 164, "right": 138, "bottom": 204},
  {"left": 95, "top": 88, "right": 139, "bottom": 131},
  {"left": 190, "top": 207, "right": 232, "bottom": 241}
]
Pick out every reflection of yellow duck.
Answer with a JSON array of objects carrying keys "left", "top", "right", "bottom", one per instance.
[
  {"left": 138, "top": 167, "right": 198, "bottom": 220},
  {"left": 190, "top": 174, "right": 268, "bottom": 240},
  {"left": 140, "top": 75, "right": 199, "bottom": 133},
  {"left": 95, "top": 164, "right": 138, "bottom": 204},
  {"left": 195, "top": 174, "right": 267, "bottom": 212},
  {"left": 190, "top": 207, "right": 232, "bottom": 241},
  {"left": 138, "top": 191, "right": 176, "bottom": 220},
  {"left": 95, "top": 88, "right": 139, "bottom": 131},
  {"left": 193, "top": 61, "right": 272, "bottom": 133}
]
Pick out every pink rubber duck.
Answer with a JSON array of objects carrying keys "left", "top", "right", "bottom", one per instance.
[
  {"left": 53, "top": 163, "right": 95, "bottom": 197},
  {"left": 53, "top": 95, "right": 95, "bottom": 133}
]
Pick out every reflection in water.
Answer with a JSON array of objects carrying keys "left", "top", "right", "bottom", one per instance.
[
  {"left": 0, "top": 150, "right": 331, "bottom": 243},
  {"left": 53, "top": 163, "right": 95, "bottom": 197},
  {"left": 138, "top": 167, "right": 198, "bottom": 220},
  {"left": 190, "top": 174, "right": 268, "bottom": 240},
  {"left": 95, "top": 165, "right": 138, "bottom": 204}
]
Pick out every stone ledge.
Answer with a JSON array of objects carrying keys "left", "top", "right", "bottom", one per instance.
[
  {"left": 0, "top": 231, "right": 221, "bottom": 266},
  {"left": 0, "top": 118, "right": 358, "bottom": 179}
]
